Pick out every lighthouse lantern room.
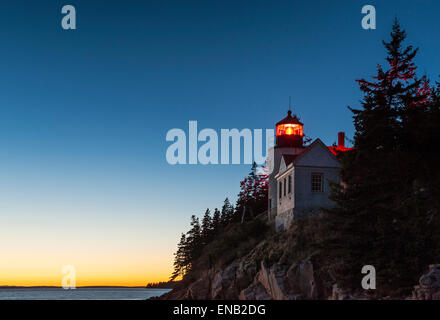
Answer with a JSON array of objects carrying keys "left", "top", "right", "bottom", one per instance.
[{"left": 275, "top": 110, "right": 304, "bottom": 148}]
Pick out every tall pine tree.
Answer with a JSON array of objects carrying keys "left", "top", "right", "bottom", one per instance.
[
  {"left": 201, "top": 209, "right": 212, "bottom": 244},
  {"left": 220, "top": 198, "right": 234, "bottom": 226},
  {"left": 185, "top": 215, "right": 202, "bottom": 270},
  {"left": 170, "top": 233, "right": 187, "bottom": 281},
  {"left": 235, "top": 162, "right": 269, "bottom": 222},
  {"left": 211, "top": 208, "right": 221, "bottom": 234},
  {"left": 320, "top": 20, "right": 439, "bottom": 296}
]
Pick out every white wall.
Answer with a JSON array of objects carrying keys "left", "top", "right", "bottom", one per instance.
[
  {"left": 274, "top": 139, "right": 342, "bottom": 230},
  {"left": 268, "top": 146, "right": 303, "bottom": 210},
  {"left": 293, "top": 166, "right": 340, "bottom": 212},
  {"left": 277, "top": 168, "right": 294, "bottom": 211}
]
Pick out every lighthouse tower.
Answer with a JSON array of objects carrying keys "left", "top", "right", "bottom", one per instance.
[
  {"left": 266, "top": 110, "right": 352, "bottom": 230},
  {"left": 267, "top": 110, "right": 305, "bottom": 217}
]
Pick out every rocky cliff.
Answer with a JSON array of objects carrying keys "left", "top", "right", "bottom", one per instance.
[
  {"left": 160, "top": 218, "right": 440, "bottom": 300},
  {"left": 162, "top": 218, "right": 337, "bottom": 300},
  {"left": 161, "top": 248, "right": 324, "bottom": 299}
]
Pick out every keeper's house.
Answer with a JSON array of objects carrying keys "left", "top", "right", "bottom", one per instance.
[{"left": 266, "top": 111, "right": 352, "bottom": 231}]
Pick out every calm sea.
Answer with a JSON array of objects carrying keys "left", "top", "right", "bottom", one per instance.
[{"left": 0, "top": 288, "right": 171, "bottom": 300}]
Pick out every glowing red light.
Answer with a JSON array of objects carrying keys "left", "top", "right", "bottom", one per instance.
[{"left": 276, "top": 123, "right": 303, "bottom": 137}]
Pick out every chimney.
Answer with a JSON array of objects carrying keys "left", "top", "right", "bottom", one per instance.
[{"left": 338, "top": 132, "right": 345, "bottom": 148}]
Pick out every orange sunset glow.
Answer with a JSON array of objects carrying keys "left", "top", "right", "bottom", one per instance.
[{"left": 0, "top": 251, "right": 173, "bottom": 287}]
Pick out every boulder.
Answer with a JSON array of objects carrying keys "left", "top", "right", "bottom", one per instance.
[
  {"left": 186, "top": 278, "right": 211, "bottom": 300},
  {"left": 412, "top": 264, "right": 440, "bottom": 300},
  {"left": 285, "top": 257, "right": 317, "bottom": 299},
  {"left": 211, "top": 262, "right": 241, "bottom": 299},
  {"left": 239, "top": 282, "right": 272, "bottom": 300}
]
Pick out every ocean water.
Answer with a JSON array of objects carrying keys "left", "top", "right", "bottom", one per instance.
[{"left": 0, "top": 288, "right": 171, "bottom": 300}]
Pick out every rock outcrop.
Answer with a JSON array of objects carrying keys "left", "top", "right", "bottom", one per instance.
[
  {"left": 412, "top": 264, "right": 440, "bottom": 300},
  {"left": 161, "top": 251, "right": 327, "bottom": 300},
  {"left": 159, "top": 219, "right": 439, "bottom": 300}
]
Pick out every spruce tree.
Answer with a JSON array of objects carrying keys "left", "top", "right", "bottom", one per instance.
[
  {"left": 185, "top": 215, "right": 202, "bottom": 269},
  {"left": 211, "top": 208, "right": 221, "bottom": 234},
  {"left": 201, "top": 209, "right": 212, "bottom": 244},
  {"left": 320, "top": 20, "right": 437, "bottom": 296},
  {"left": 236, "top": 162, "right": 269, "bottom": 222},
  {"left": 170, "top": 233, "right": 187, "bottom": 281},
  {"left": 220, "top": 198, "right": 234, "bottom": 226}
]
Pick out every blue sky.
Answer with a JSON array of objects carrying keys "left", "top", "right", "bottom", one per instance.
[{"left": 0, "top": 0, "right": 439, "bottom": 284}]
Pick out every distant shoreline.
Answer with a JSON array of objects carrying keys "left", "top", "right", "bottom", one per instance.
[{"left": 0, "top": 286, "right": 164, "bottom": 289}]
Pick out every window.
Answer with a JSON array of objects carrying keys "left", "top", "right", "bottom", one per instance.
[
  {"left": 279, "top": 181, "right": 282, "bottom": 199},
  {"left": 311, "top": 173, "right": 323, "bottom": 192},
  {"left": 288, "top": 175, "right": 292, "bottom": 194},
  {"left": 283, "top": 178, "right": 286, "bottom": 196},
  {"left": 276, "top": 123, "right": 303, "bottom": 136}
]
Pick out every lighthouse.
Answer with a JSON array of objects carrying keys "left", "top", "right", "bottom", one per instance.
[
  {"left": 267, "top": 110, "right": 353, "bottom": 231},
  {"left": 267, "top": 111, "right": 306, "bottom": 219},
  {"left": 275, "top": 110, "right": 304, "bottom": 148}
]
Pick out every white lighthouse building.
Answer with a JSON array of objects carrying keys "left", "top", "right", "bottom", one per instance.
[{"left": 266, "top": 111, "right": 352, "bottom": 231}]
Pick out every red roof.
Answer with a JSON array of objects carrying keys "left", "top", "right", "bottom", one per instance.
[
  {"left": 276, "top": 110, "right": 303, "bottom": 126},
  {"left": 327, "top": 146, "right": 354, "bottom": 156}
]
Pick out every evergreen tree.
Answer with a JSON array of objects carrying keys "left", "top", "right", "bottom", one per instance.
[
  {"left": 220, "top": 198, "right": 234, "bottom": 226},
  {"left": 236, "top": 162, "right": 269, "bottom": 222},
  {"left": 185, "top": 215, "right": 202, "bottom": 269},
  {"left": 255, "top": 165, "right": 269, "bottom": 211},
  {"left": 320, "top": 20, "right": 440, "bottom": 296},
  {"left": 211, "top": 208, "right": 221, "bottom": 234},
  {"left": 170, "top": 233, "right": 187, "bottom": 281},
  {"left": 201, "top": 209, "right": 212, "bottom": 244}
]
